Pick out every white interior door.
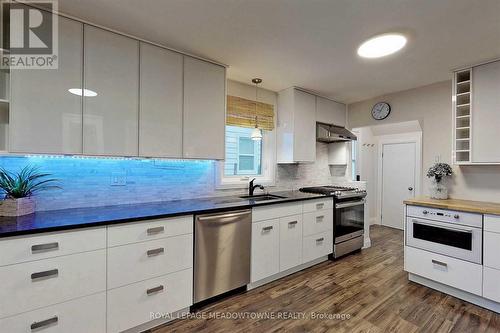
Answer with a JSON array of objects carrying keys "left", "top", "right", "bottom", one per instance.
[{"left": 381, "top": 142, "right": 416, "bottom": 229}]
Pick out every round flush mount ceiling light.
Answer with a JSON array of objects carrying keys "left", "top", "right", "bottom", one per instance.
[
  {"left": 68, "top": 88, "right": 98, "bottom": 97},
  {"left": 357, "top": 33, "right": 407, "bottom": 58}
]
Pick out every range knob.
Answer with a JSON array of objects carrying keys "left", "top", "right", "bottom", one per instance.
[
  {"left": 454, "top": 214, "right": 460, "bottom": 219},
  {"left": 423, "top": 210, "right": 428, "bottom": 215}
]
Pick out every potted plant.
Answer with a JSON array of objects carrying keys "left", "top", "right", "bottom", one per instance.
[
  {"left": 426, "top": 162, "right": 453, "bottom": 200},
  {"left": 0, "top": 165, "right": 60, "bottom": 216}
]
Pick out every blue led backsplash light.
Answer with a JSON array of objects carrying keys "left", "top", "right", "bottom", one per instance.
[{"left": 0, "top": 156, "right": 216, "bottom": 211}]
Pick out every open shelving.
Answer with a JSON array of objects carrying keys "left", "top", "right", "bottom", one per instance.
[{"left": 453, "top": 69, "right": 472, "bottom": 164}]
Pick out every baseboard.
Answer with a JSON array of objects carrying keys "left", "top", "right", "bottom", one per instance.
[
  {"left": 121, "top": 307, "right": 190, "bottom": 333},
  {"left": 248, "top": 256, "right": 329, "bottom": 290},
  {"left": 363, "top": 236, "right": 371, "bottom": 249},
  {"left": 409, "top": 273, "right": 500, "bottom": 313}
]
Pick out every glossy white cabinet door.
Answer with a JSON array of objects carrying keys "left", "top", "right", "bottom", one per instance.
[
  {"left": 139, "top": 43, "right": 183, "bottom": 158},
  {"left": 251, "top": 219, "right": 279, "bottom": 282},
  {"left": 10, "top": 15, "right": 83, "bottom": 154},
  {"left": 293, "top": 89, "right": 316, "bottom": 162},
  {"left": 316, "top": 96, "right": 346, "bottom": 127},
  {"left": 279, "top": 215, "right": 303, "bottom": 271},
  {"left": 83, "top": 25, "right": 139, "bottom": 156},
  {"left": 472, "top": 60, "right": 500, "bottom": 163},
  {"left": 183, "top": 57, "right": 225, "bottom": 160}
]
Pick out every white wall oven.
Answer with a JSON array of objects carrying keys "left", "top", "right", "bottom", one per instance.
[{"left": 406, "top": 205, "right": 482, "bottom": 264}]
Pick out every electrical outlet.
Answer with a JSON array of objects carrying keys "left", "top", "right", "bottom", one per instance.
[{"left": 110, "top": 172, "right": 126, "bottom": 186}]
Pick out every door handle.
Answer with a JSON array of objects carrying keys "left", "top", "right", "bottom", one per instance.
[
  {"left": 262, "top": 226, "right": 273, "bottom": 231},
  {"left": 31, "top": 242, "right": 59, "bottom": 253},
  {"left": 432, "top": 259, "right": 448, "bottom": 268},
  {"left": 408, "top": 187, "right": 414, "bottom": 191},
  {"left": 31, "top": 316, "right": 58, "bottom": 330},
  {"left": 147, "top": 226, "right": 164, "bottom": 235},
  {"left": 31, "top": 269, "right": 58, "bottom": 280},
  {"left": 147, "top": 247, "right": 165, "bottom": 257},
  {"left": 146, "top": 285, "right": 164, "bottom": 295}
]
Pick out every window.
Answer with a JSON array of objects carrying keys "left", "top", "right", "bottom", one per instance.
[{"left": 224, "top": 126, "right": 262, "bottom": 176}]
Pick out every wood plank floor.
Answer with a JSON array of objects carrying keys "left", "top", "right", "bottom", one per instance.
[{"left": 153, "top": 225, "right": 500, "bottom": 333}]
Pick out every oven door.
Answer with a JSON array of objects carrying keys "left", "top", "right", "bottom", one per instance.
[
  {"left": 406, "top": 217, "right": 482, "bottom": 264},
  {"left": 334, "top": 199, "right": 365, "bottom": 243}
]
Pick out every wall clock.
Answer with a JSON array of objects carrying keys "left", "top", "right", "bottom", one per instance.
[{"left": 371, "top": 102, "right": 391, "bottom": 120}]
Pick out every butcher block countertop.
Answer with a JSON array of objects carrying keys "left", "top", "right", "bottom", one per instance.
[{"left": 404, "top": 196, "right": 500, "bottom": 215}]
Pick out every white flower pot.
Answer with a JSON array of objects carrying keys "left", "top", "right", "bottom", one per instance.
[
  {"left": 0, "top": 197, "right": 36, "bottom": 216},
  {"left": 430, "top": 181, "right": 448, "bottom": 200}
]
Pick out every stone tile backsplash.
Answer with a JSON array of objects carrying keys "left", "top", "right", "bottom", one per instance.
[{"left": 0, "top": 143, "right": 353, "bottom": 211}]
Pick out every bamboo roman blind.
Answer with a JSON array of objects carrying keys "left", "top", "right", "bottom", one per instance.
[{"left": 226, "top": 95, "right": 275, "bottom": 131}]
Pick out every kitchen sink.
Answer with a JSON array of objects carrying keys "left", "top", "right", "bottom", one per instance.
[{"left": 239, "top": 194, "right": 287, "bottom": 201}]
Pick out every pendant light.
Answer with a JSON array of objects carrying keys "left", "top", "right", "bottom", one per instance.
[{"left": 251, "top": 78, "right": 263, "bottom": 141}]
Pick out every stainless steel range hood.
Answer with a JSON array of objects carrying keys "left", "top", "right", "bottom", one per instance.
[{"left": 316, "top": 123, "right": 357, "bottom": 142}]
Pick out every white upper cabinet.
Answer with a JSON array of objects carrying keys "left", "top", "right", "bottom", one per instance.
[
  {"left": 183, "top": 56, "right": 226, "bottom": 160},
  {"left": 10, "top": 16, "right": 83, "bottom": 154},
  {"left": 471, "top": 60, "right": 500, "bottom": 163},
  {"left": 277, "top": 88, "right": 316, "bottom": 163},
  {"left": 83, "top": 26, "right": 139, "bottom": 156},
  {"left": 315, "top": 96, "right": 346, "bottom": 127},
  {"left": 139, "top": 43, "right": 183, "bottom": 158}
]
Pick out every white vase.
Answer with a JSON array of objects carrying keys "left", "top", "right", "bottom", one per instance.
[{"left": 430, "top": 181, "right": 448, "bottom": 200}]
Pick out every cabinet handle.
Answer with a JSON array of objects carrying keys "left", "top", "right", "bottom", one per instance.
[
  {"left": 147, "top": 226, "right": 165, "bottom": 235},
  {"left": 262, "top": 226, "right": 273, "bottom": 231},
  {"left": 432, "top": 259, "right": 448, "bottom": 267},
  {"left": 31, "top": 315, "right": 58, "bottom": 330},
  {"left": 147, "top": 247, "right": 165, "bottom": 257},
  {"left": 31, "top": 242, "right": 59, "bottom": 253},
  {"left": 316, "top": 215, "right": 324, "bottom": 222},
  {"left": 31, "top": 269, "right": 58, "bottom": 280},
  {"left": 147, "top": 285, "right": 165, "bottom": 295},
  {"left": 316, "top": 237, "right": 325, "bottom": 243},
  {"left": 316, "top": 203, "right": 325, "bottom": 209},
  {"left": 288, "top": 221, "right": 298, "bottom": 226}
]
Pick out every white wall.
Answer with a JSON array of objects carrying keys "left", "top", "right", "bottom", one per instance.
[{"left": 348, "top": 80, "right": 500, "bottom": 203}]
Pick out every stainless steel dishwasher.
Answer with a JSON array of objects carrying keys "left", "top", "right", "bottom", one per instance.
[{"left": 194, "top": 209, "right": 251, "bottom": 303}]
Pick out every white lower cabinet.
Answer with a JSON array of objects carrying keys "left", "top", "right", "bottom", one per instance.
[
  {"left": 483, "top": 267, "right": 500, "bottom": 303},
  {"left": 303, "top": 230, "right": 333, "bottom": 263},
  {"left": 0, "top": 249, "right": 106, "bottom": 318},
  {"left": 279, "top": 215, "right": 303, "bottom": 271},
  {"left": 303, "top": 209, "right": 333, "bottom": 237},
  {"left": 484, "top": 231, "right": 500, "bottom": 270},
  {"left": 251, "top": 219, "right": 280, "bottom": 282},
  {"left": 107, "top": 268, "right": 192, "bottom": 333},
  {"left": 405, "top": 246, "right": 482, "bottom": 296},
  {"left": 0, "top": 292, "right": 106, "bottom": 333}
]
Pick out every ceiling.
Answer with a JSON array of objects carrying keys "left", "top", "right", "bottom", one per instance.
[{"left": 57, "top": 0, "right": 500, "bottom": 103}]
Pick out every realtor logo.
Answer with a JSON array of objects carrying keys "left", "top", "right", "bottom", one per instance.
[{"left": 1, "top": 0, "right": 58, "bottom": 69}]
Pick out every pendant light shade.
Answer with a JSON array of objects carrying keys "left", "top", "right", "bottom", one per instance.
[{"left": 251, "top": 78, "right": 263, "bottom": 141}]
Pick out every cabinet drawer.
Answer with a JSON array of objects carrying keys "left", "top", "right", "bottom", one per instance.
[
  {"left": 107, "top": 234, "right": 193, "bottom": 289},
  {"left": 302, "top": 231, "right": 333, "bottom": 263},
  {"left": 484, "top": 215, "right": 500, "bottom": 233},
  {"left": 303, "top": 209, "right": 333, "bottom": 237},
  {"left": 302, "top": 198, "right": 333, "bottom": 213},
  {"left": 107, "top": 269, "right": 192, "bottom": 333},
  {"left": 0, "top": 249, "right": 106, "bottom": 318},
  {"left": 107, "top": 215, "right": 193, "bottom": 247},
  {"left": 0, "top": 292, "right": 106, "bottom": 333},
  {"left": 0, "top": 227, "right": 106, "bottom": 266},
  {"left": 484, "top": 231, "right": 500, "bottom": 270},
  {"left": 251, "top": 219, "right": 279, "bottom": 282},
  {"left": 405, "top": 246, "right": 482, "bottom": 295},
  {"left": 279, "top": 215, "right": 303, "bottom": 272},
  {"left": 252, "top": 202, "right": 302, "bottom": 222},
  {"left": 483, "top": 267, "right": 500, "bottom": 303}
]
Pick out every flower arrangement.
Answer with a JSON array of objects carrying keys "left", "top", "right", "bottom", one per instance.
[{"left": 426, "top": 163, "right": 453, "bottom": 183}]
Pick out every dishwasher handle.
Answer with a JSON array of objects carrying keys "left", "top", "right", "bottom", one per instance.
[{"left": 197, "top": 210, "right": 252, "bottom": 224}]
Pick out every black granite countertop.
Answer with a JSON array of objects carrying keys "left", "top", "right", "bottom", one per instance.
[{"left": 0, "top": 191, "right": 331, "bottom": 238}]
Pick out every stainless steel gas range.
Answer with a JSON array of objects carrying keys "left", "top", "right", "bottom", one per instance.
[{"left": 299, "top": 185, "right": 367, "bottom": 258}]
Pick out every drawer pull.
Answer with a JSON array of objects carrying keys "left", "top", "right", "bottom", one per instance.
[
  {"left": 147, "top": 226, "right": 165, "bottom": 235},
  {"left": 288, "top": 221, "right": 298, "bottom": 226},
  {"left": 31, "top": 242, "right": 59, "bottom": 253},
  {"left": 147, "top": 247, "right": 165, "bottom": 257},
  {"left": 147, "top": 285, "right": 164, "bottom": 295},
  {"left": 262, "top": 226, "right": 273, "bottom": 231},
  {"left": 31, "top": 269, "right": 58, "bottom": 280},
  {"left": 432, "top": 259, "right": 448, "bottom": 267},
  {"left": 316, "top": 203, "right": 325, "bottom": 209},
  {"left": 316, "top": 215, "right": 324, "bottom": 222},
  {"left": 316, "top": 237, "right": 325, "bottom": 243},
  {"left": 31, "top": 315, "right": 58, "bottom": 330}
]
